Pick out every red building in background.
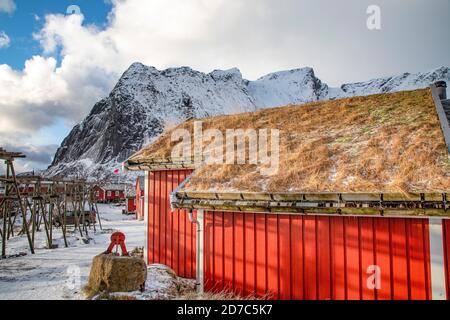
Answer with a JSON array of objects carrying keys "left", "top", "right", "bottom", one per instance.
[
  {"left": 93, "top": 184, "right": 126, "bottom": 203},
  {"left": 124, "top": 184, "right": 137, "bottom": 215},
  {"left": 125, "top": 195, "right": 136, "bottom": 215}
]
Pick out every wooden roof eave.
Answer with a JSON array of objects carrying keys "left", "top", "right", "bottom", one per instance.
[
  {"left": 171, "top": 191, "right": 449, "bottom": 218},
  {"left": 175, "top": 191, "right": 446, "bottom": 202}
]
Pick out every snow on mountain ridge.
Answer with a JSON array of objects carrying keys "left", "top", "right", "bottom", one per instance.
[
  {"left": 333, "top": 66, "right": 450, "bottom": 98},
  {"left": 45, "top": 64, "right": 450, "bottom": 182},
  {"left": 249, "top": 67, "right": 328, "bottom": 107}
]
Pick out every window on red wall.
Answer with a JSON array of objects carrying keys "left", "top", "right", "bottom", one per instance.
[
  {"left": 107, "top": 191, "right": 111, "bottom": 196},
  {"left": 115, "top": 191, "right": 119, "bottom": 196}
]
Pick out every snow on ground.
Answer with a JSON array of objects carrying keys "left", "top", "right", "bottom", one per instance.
[
  {"left": 0, "top": 204, "right": 147, "bottom": 300},
  {"left": 102, "top": 264, "right": 196, "bottom": 300}
]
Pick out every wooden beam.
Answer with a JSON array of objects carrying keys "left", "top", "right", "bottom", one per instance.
[{"left": 175, "top": 191, "right": 448, "bottom": 203}]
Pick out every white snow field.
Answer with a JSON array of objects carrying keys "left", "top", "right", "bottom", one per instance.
[{"left": 0, "top": 204, "right": 194, "bottom": 300}]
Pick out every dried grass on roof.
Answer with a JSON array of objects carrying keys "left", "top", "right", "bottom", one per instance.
[{"left": 129, "top": 89, "right": 450, "bottom": 193}]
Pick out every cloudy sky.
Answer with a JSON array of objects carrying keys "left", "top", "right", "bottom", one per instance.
[{"left": 0, "top": 0, "right": 449, "bottom": 172}]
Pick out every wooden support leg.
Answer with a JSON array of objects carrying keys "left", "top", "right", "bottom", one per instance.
[
  {"left": 49, "top": 203, "right": 53, "bottom": 247},
  {"left": 1, "top": 200, "right": 7, "bottom": 258},
  {"left": 95, "top": 202, "right": 102, "bottom": 231},
  {"left": 39, "top": 200, "right": 52, "bottom": 249},
  {"left": 57, "top": 198, "right": 68, "bottom": 248},
  {"left": 9, "top": 163, "right": 34, "bottom": 254}
]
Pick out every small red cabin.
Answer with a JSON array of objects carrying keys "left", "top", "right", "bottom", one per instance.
[
  {"left": 94, "top": 184, "right": 126, "bottom": 203},
  {"left": 124, "top": 184, "right": 137, "bottom": 215}
]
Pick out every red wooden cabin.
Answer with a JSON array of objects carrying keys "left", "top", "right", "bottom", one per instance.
[
  {"left": 93, "top": 185, "right": 105, "bottom": 202},
  {"left": 125, "top": 84, "right": 450, "bottom": 300},
  {"left": 94, "top": 184, "right": 126, "bottom": 203},
  {"left": 125, "top": 197, "right": 136, "bottom": 214},
  {"left": 124, "top": 184, "right": 137, "bottom": 215}
]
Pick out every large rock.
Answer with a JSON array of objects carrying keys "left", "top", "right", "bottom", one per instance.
[{"left": 84, "top": 253, "right": 147, "bottom": 298}]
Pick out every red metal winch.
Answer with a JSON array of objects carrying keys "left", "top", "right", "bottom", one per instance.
[{"left": 104, "top": 232, "right": 129, "bottom": 256}]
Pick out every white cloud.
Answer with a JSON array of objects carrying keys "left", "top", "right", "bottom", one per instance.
[
  {"left": 0, "top": 0, "right": 15, "bottom": 14},
  {"left": 0, "top": 31, "right": 10, "bottom": 48},
  {"left": 0, "top": 0, "right": 449, "bottom": 172}
]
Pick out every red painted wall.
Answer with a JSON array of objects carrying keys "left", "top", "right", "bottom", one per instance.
[
  {"left": 203, "top": 213, "right": 433, "bottom": 300},
  {"left": 127, "top": 198, "right": 136, "bottom": 213},
  {"left": 94, "top": 186, "right": 125, "bottom": 202},
  {"left": 105, "top": 190, "right": 125, "bottom": 201},
  {"left": 147, "top": 170, "right": 195, "bottom": 279},
  {"left": 144, "top": 170, "right": 447, "bottom": 300},
  {"left": 94, "top": 186, "right": 105, "bottom": 201}
]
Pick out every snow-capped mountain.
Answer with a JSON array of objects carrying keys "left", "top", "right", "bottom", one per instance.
[
  {"left": 45, "top": 64, "right": 449, "bottom": 181},
  {"left": 247, "top": 67, "right": 329, "bottom": 107},
  {"left": 334, "top": 66, "right": 450, "bottom": 98}
]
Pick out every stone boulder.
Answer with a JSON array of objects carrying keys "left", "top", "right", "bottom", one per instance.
[{"left": 84, "top": 253, "right": 147, "bottom": 298}]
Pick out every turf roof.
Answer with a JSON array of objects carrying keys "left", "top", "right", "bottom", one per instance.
[{"left": 127, "top": 88, "right": 450, "bottom": 194}]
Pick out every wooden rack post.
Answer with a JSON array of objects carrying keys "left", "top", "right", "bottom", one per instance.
[{"left": 0, "top": 149, "right": 34, "bottom": 257}]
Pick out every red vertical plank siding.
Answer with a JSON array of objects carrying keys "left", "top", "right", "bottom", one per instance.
[
  {"left": 359, "top": 218, "right": 376, "bottom": 300},
  {"left": 147, "top": 172, "right": 155, "bottom": 264},
  {"left": 303, "top": 216, "right": 317, "bottom": 299},
  {"left": 165, "top": 171, "right": 172, "bottom": 268},
  {"left": 374, "top": 218, "right": 392, "bottom": 300},
  {"left": 234, "top": 212, "right": 245, "bottom": 296},
  {"left": 266, "top": 215, "right": 279, "bottom": 299},
  {"left": 184, "top": 209, "right": 192, "bottom": 278},
  {"left": 172, "top": 172, "right": 180, "bottom": 277},
  {"left": 201, "top": 213, "right": 432, "bottom": 300},
  {"left": 391, "top": 219, "right": 409, "bottom": 299},
  {"left": 153, "top": 171, "right": 161, "bottom": 263},
  {"left": 146, "top": 170, "right": 195, "bottom": 279},
  {"left": 178, "top": 208, "right": 186, "bottom": 277},
  {"left": 408, "top": 219, "right": 430, "bottom": 300},
  {"left": 223, "top": 213, "right": 234, "bottom": 292},
  {"left": 212, "top": 212, "right": 224, "bottom": 292},
  {"left": 330, "top": 217, "right": 346, "bottom": 300},
  {"left": 244, "top": 213, "right": 256, "bottom": 296},
  {"left": 291, "top": 216, "right": 304, "bottom": 300},
  {"left": 345, "top": 217, "right": 361, "bottom": 300},
  {"left": 444, "top": 219, "right": 450, "bottom": 300},
  {"left": 317, "top": 216, "right": 331, "bottom": 300},
  {"left": 160, "top": 172, "right": 167, "bottom": 265},
  {"left": 255, "top": 214, "right": 267, "bottom": 296},
  {"left": 278, "top": 215, "right": 291, "bottom": 300},
  {"left": 145, "top": 170, "right": 434, "bottom": 299}
]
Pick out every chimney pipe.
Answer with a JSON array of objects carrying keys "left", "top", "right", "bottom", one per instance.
[{"left": 435, "top": 81, "right": 447, "bottom": 100}]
